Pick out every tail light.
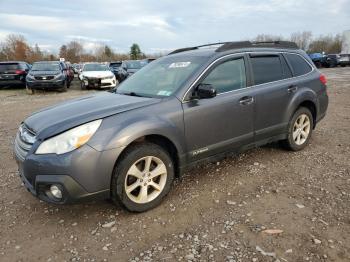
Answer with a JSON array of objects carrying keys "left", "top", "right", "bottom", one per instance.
[
  {"left": 319, "top": 74, "right": 327, "bottom": 85},
  {"left": 15, "top": 70, "right": 26, "bottom": 74}
]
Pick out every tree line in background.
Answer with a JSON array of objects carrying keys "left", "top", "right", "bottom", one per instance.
[{"left": 0, "top": 31, "right": 344, "bottom": 63}]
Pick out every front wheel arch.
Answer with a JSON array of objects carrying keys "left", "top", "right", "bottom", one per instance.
[{"left": 111, "top": 134, "right": 181, "bottom": 183}]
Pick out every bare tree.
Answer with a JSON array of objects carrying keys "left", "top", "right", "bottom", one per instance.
[
  {"left": 290, "top": 31, "right": 312, "bottom": 50},
  {"left": 308, "top": 34, "right": 342, "bottom": 54},
  {"left": 252, "top": 34, "right": 284, "bottom": 42},
  {"left": 66, "top": 41, "right": 83, "bottom": 63},
  {"left": 1, "top": 34, "right": 31, "bottom": 61}
]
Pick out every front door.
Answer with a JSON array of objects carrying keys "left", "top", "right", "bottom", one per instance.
[{"left": 182, "top": 55, "right": 255, "bottom": 162}]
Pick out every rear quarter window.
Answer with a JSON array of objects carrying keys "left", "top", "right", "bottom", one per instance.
[{"left": 285, "top": 53, "right": 312, "bottom": 77}]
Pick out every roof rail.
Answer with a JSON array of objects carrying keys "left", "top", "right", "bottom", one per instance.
[
  {"left": 168, "top": 42, "right": 228, "bottom": 55},
  {"left": 168, "top": 41, "right": 299, "bottom": 55},
  {"left": 216, "top": 41, "right": 299, "bottom": 52}
]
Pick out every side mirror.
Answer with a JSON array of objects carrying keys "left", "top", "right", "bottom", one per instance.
[{"left": 194, "top": 83, "right": 217, "bottom": 99}]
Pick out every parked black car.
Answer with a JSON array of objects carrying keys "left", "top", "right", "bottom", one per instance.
[
  {"left": 109, "top": 61, "right": 127, "bottom": 83},
  {"left": 14, "top": 41, "right": 328, "bottom": 212},
  {"left": 0, "top": 61, "right": 31, "bottom": 88},
  {"left": 140, "top": 58, "right": 156, "bottom": 67},
  {"left": 339, "top": 54, "right": 350, "bottom": 67},
  {"left": 119, "top": 60, "right": 143, "bottom": 79},
  {"left": 26, "top": 61, "right": 69, "bottom": 94},
  {"left": 325, "top": 54, "right": 339, "bottom": 67}
]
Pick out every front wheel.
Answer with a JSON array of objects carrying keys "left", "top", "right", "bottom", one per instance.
[
  {"left": 281, "top": 107, "right": 313, "bottom": 151},
  {"left": 60, "top": 81, "right": 68, "bottom": 92},
  {"left": 111, "top": 143, "right": 174, "bottom": 212},
  {"left": 26, "top": 85, "right": 35, "bottom": 95}
]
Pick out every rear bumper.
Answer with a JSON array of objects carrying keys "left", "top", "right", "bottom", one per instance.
[
  {"left": 0, "top": 79, "right": 25, "bottom": 86},
  {"left": 26, "top": 80, "right": 65, "bottom": 89}
]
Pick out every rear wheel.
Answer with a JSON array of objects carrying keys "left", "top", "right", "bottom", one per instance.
[
  {"left": 26, "top": 85, "right": 35, "bottom": 95},
  {"left": 282, "top": 107, "right": 313, "bottom": 151},
  {"left": 111, "top": 143, "right": 174, "bottom": 212}
]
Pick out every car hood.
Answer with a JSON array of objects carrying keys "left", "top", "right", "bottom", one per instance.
[
  {"left": 29, "top": 70, "right": 61, "bottom": 76},
  {"left": 24, "top": 92, "right": 160, "bottom": 139},
  {"left": 81, "top": 71, "right": 113, "bottom": 78}
]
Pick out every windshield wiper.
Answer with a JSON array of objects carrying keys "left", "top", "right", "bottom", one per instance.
[
  {"left": 121, "top": 91, "right": 143, "bottom": 97},
  {"left": 116, "top": 91, "right": 151, "bottom": 98}
]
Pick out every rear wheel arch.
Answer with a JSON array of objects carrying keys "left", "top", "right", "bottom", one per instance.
[{"left": 296, "top": 100, "right": 317, "bottom": 128}]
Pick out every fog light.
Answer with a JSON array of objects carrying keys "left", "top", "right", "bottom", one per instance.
[{"left": 50, "top": 185, "right": 62, "bottom": 199}]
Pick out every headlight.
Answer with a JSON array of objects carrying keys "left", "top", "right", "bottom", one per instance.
[
  {"left": 55, "top": 73, "right": 65, "bottom": 80},
  {"left": 26, "top": 74, "right": 35, "bottom": 80},
  {"left": 103, "top": 75, "right": 114, "bottom": 80},
  {"left": 35, "top": 119, "right": 102, "bottom": 155}
]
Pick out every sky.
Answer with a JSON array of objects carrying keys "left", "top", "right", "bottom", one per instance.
[{"left": 0, "top": 0, "right": 349, "bottom": 54}]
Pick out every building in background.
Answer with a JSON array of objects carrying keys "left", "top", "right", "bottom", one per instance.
[{"left": 342, "top": 30, "right": 350, "bottom": 54}]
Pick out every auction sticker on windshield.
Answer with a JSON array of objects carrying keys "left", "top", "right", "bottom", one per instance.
[
  {"left": 157, "top": 90, "right": 172, "bottom": 96},
  {"left": 169, "top": 62, "right": 191, "bottom": 68}
]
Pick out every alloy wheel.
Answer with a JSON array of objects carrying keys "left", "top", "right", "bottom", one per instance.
[
  {"left": 292, "top": 114, "right": 311, "bottom": 145},
  {"left": 124, "top": 156, "right": 167, "bottom": 204}
]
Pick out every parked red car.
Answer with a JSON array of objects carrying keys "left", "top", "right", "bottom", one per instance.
[{"left": 60, "top": 61, "right": 74, "bottom": 87}]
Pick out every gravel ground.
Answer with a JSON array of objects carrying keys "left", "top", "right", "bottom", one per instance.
[{"left": 0, "top": 68, "right": 349, "bottom": 262}]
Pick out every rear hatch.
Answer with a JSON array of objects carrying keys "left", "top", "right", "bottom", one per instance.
[{"left": 0, "top": 63, "right": 23, "bottom": 80}]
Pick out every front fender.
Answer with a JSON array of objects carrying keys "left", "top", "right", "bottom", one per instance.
[{"left": 88, "top": 111, "right": 186, "bottom": 156}]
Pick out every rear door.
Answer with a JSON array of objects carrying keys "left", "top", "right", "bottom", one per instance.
[
  {"left": 182, "top": 55, "right": 255, "bottom": 162},
  {"left": 249, "top": 53, "right": 295, "bottom": 142}
]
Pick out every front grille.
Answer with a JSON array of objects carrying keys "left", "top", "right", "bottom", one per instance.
[
  {"left": 14, "top": 125, "right": 36, "bottom": 161},
  {"left": 34, "top": 75, "right": 55, "bottom": 80}
]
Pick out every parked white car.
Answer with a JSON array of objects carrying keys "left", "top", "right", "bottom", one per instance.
[{"left": 79, "top": 63, "right": 117, "bottom": 89}]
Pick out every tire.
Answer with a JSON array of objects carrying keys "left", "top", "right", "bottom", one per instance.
[
  {"left": 60, "top": 81, "right": 68, "bottom": 92},
  {"left": 111, "top": 142, "right": 175, "bottom": 212},
  {"left": 26, "top": 85, "right": 35, "bottom": 95},
  {"left": 281, "top": 107, "right": 314, "bottom": 151},
  {"left": 80, "top": 81, "right": 86, "bottom": 90}
]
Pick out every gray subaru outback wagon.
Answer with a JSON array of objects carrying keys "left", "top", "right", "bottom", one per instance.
[{"left": 14, "top": 41, "right": 328, "bottom": 212}]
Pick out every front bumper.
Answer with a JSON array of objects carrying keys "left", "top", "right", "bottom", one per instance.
[
  {"left": 14, "top": 144, "right": 124, "bottom": 204},
  {"left": 82, "top": 77, "right": 116, "bottom": 89},
  {"left": 26, "top": 79, "right": 65, "bottom": 90},
  {"left": 339, "top": 61, "right": 350, "bottom": 66}
]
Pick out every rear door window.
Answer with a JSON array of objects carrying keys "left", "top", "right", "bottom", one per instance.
[
  {"left": 250, "top": 55, "right": 286, "bottom": 85},
  {"left": 285, "top": 53, "right": 312, "bottom": 76}
]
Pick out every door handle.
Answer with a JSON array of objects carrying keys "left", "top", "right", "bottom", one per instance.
[
  {"left": 239, "top": 96, "right": 254, "bottom": 105},
  {"left": 288, "top": 85, "right": 298, "bottom": 93}
]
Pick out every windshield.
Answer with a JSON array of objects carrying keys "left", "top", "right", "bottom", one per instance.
[
  {"left": 31, "top": 63, "right": 60, "bottom": 71},
  {"left": 125, "top": 61, "right": 142, "bottom": 69},
  {"left": 116, "top": 55, "right": 206, "bottom": 97},
  {"left": 110, "top": 62, "right": 121, "bottom": 68},
  {"left": 83, "top": 64, "right": 109, "bottom": 71}
]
